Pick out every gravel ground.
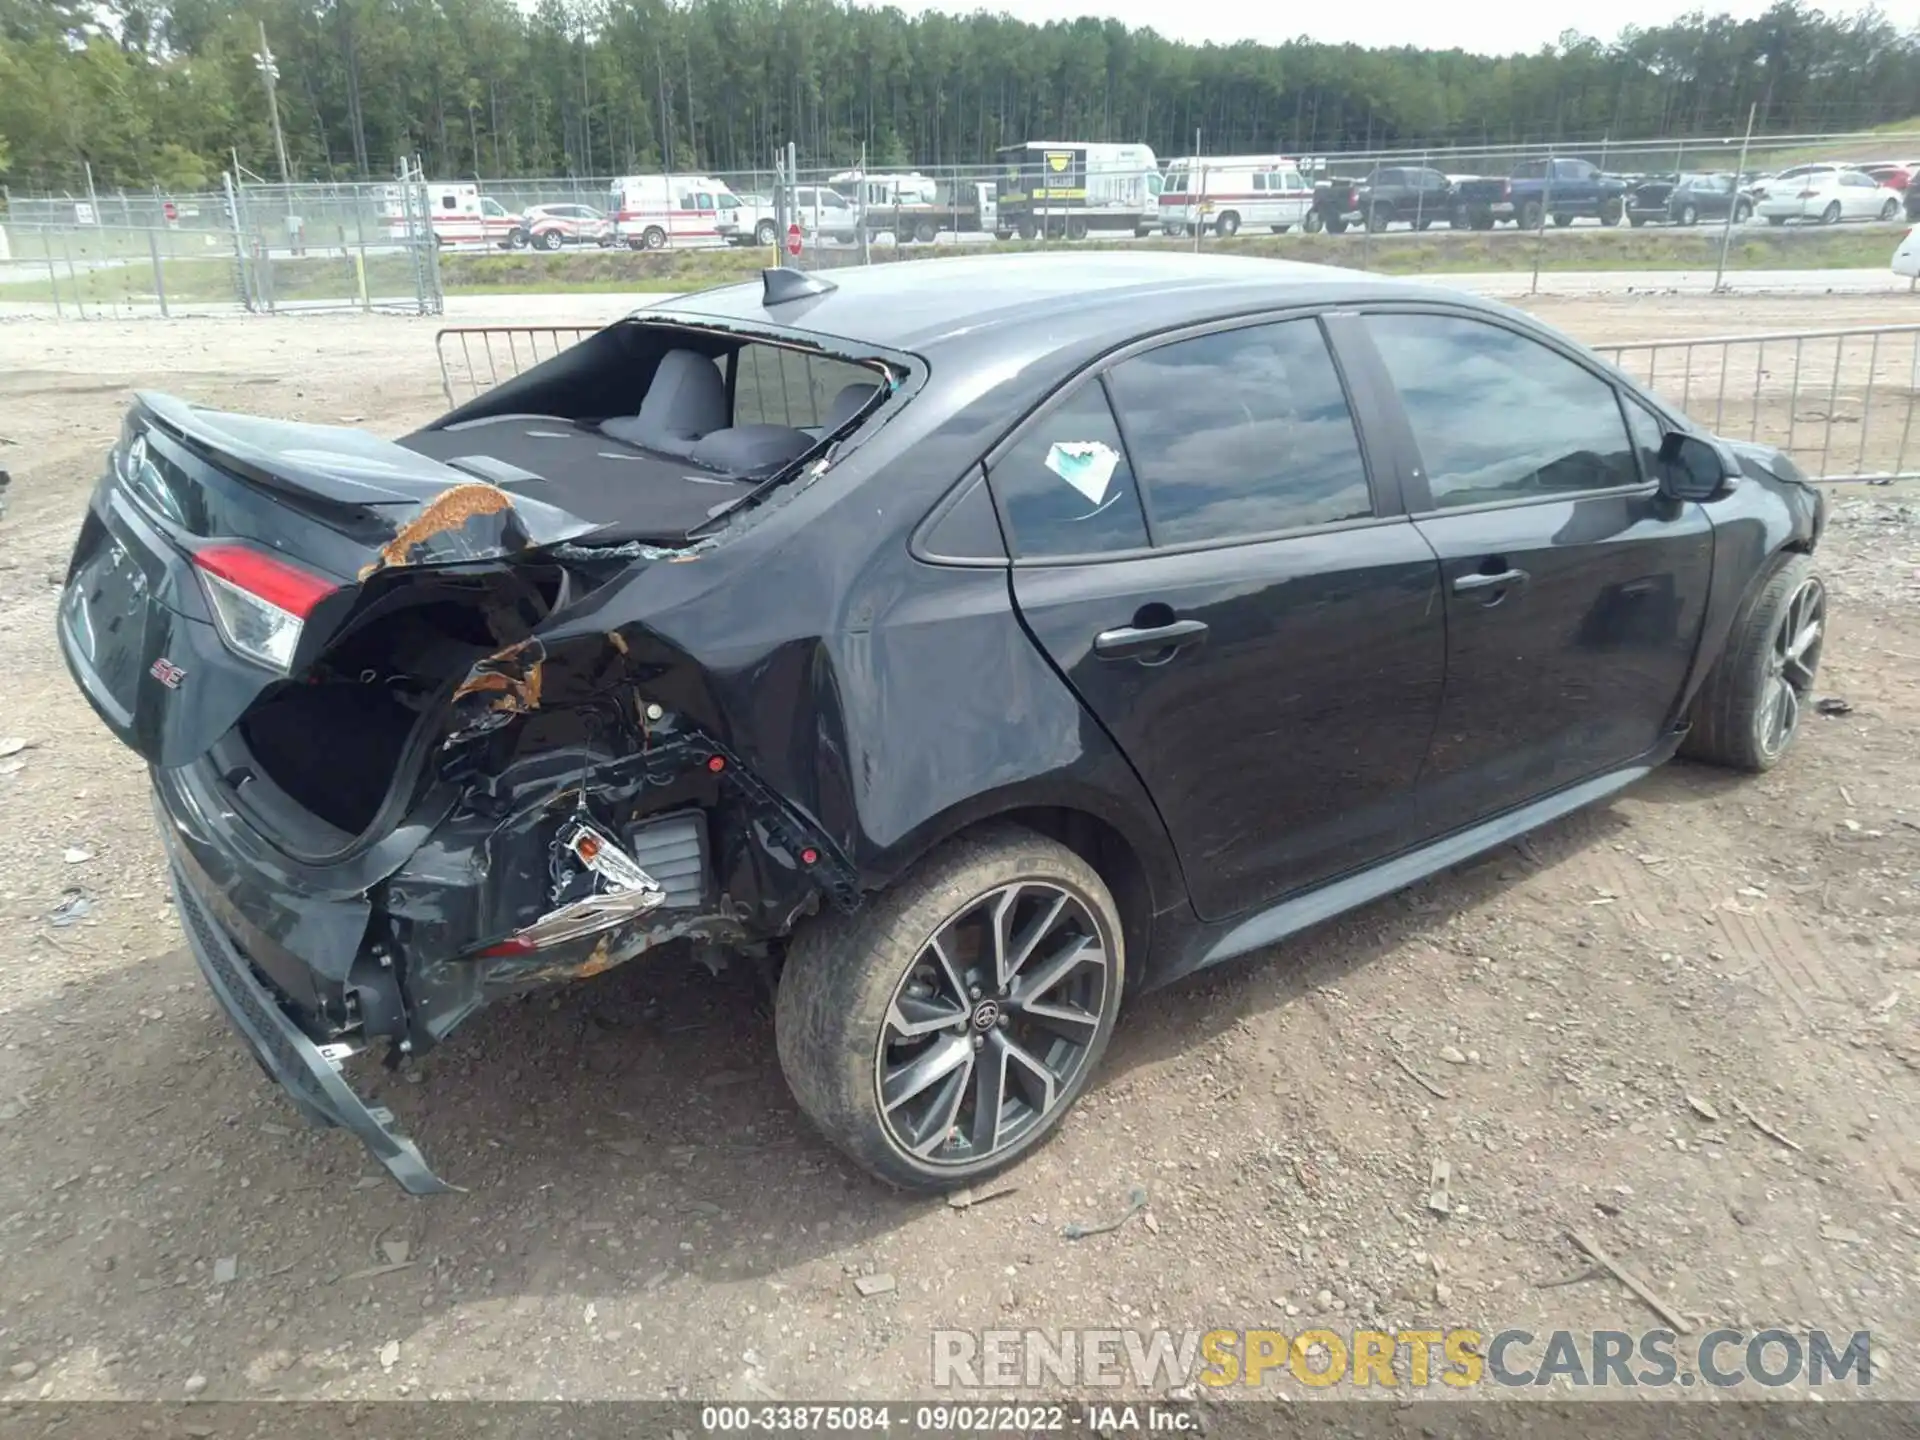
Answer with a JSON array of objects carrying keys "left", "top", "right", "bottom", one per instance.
[{"left": 0, "top": 293, "right": 1915, "bottom": 1407}]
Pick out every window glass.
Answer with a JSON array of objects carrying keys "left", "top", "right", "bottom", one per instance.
[
  {"left": 988, "top": 383, "right": 1149, "bottom": 557},
  {"left": 1282, "top": 169, "right": 1305, "bottom": 189},
  {"left": 731, "top": 344, "right": 880, "bottom": 430},
  {"left": 1104, "top": 319, "right": 1373, "bottom": 544},
  {"left": 1622, "top": 395, "right": 1665, "bottom": 479},
  {"left": 1366, "top": 314, "right": 1641, "bottom": 508}
]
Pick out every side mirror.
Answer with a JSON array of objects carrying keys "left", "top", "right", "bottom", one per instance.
[{"left": 1657, "top": 431, "right": 1735, "bottom": 501}]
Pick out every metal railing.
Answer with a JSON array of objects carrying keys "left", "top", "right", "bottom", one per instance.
[
  {"left": 437, "top": 325, "right": 601, "bottom": 405},
  {"left": 437, "top": 321, "right": 1920, "bottom": 488},
  {"left": 1596, "top": 324, "right": 1920, "bottom": 483}
]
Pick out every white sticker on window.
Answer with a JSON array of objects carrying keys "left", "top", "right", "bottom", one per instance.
[{"left": 1045, "top": 441, "right": 1121, "bottom": 506}]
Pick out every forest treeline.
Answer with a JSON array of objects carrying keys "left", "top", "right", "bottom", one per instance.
[{"left": 2, "top": 0, "right": 1918, "bottom": 190}]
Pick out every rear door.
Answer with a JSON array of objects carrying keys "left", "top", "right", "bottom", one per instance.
[
  {"left": 1351, "top": 308, "right": 1714, "bottom": 834},
  {"left": 996, "top": 312, "right": 1445, "bottom": 922}
]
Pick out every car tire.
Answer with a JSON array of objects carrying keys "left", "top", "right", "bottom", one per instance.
[
  {"left": 1821, "top": 202, "right": 1842, "bottom": 226},
  {"left": 1471, "top": 210, "right": 1496, "bottom": 231},
  {"left": 1364, "top": 207, "right": 1389, "bottom": 232},
  {"left": 1681, "top": 553, "right": 1826, "bottom": 774},
  {"left": 776, "top": 825, "right": 1126, "bottom": 1191},
  {"left": 642, "top": 226, "right": 667, "bottom": 250},
  {"left": 1065, "top": 217, "right": 1089, "bottom": 241},
  {"left": 1520, "top": 200, "right": 1545, "bottom": 230},
  {"left": 1882, "top": 199, "right": 1900, "bottom": 222},
  {"left": 1214, "top": 211, "right": 1240, "bottom": 238},
  {"left": 1629, "top": 215, "right": 1647, "bottom": 227},
  {"left": 914, "top": 220, "right": 939, "bottom": 243},
  {"left": 1679, "top": 203, "right": 1699, "bottom": 226},
  {"left": 755, "top": 220, "right": 776, "bottom": 246},
  {"left": 1599, "top": 198, "right": 1625, "bottom": 226},
  {"left": 535, "top": 230, "right": 563, "bottom": 251},
  {"left": 1303, "top": 210, "right": 1325, "bottom": 234},
  {"left": 1326, "top": 215, "right": 1348, "bottom": 235},
  {"left": 1552, "top": 213, "right": 1574, "bottom": 228},
  {"left": 1270, "top": 224, "right": 1291, "bottom": 234},
  {"left": 1768, "top": 215, "right": 1786, "bottom": 226},
  {"left": 1733, "top": 200, "right": 1753, "bottom": 223}
]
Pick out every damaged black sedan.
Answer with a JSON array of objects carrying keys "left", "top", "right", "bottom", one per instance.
[{"left": 59, "top": 253, "right": 1828, "bottom": 1193}]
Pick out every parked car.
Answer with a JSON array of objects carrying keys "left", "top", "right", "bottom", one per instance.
[
  {"left": 790, "top": 184, "right": 862, "bottom": 244},
  {"left": 1626, "top": 172, "right": 1754, "bottom": 227},
  {"left": 1756, "top": 166, "right": 1903, "bottom": 225},
  {"left": 520, "top": 203, "right": 615, "bottom": 251},
  {"left": 1895, "top": 225, "right": 1920, "bottom": 279},
  {"left": 57, "top": 252, "right": 1829, "bottom": 1194},
  {"left": 1351, "top": 166, "right": 1456, "bottom": 231},
  {"left": 1506, "top": 157, "right": 1630, "bottom": 228},
  {"left": 720, "top": 192, "right": 780, "bottom": 247},
  {"left": 1449, "top": 174, "right": 1515, "bottom": 230},
  {"left": 1862, "top": 161, "right": 1917, "bottom": 193},
  {"left": 1308, "top": 174, "right": 1365, "bottom": 233}
]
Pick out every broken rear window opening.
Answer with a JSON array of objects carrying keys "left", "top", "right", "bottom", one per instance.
[{"left": 405, "top": 319, "right": 906, "bottom": 550}]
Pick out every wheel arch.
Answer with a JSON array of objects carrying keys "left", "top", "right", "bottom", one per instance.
[{"left": 855, "top": 785, "right": 1183, "bottom": 993}]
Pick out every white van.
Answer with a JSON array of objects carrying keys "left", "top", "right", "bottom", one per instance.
[
  {"left": 608, "top": 175, "right": 737, "bottom": 250},
  {"left": 1159, "top": 156, "right": 1313, "bottom": 237},
  {"left": 380, "top": 183, "right": 523, "bottom": 248}
]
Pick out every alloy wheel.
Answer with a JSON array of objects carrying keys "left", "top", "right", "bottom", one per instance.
[
  {"left": 1759, "top": 577, "right": 1825, "bottom": 759},
  {"left": 873, "top": 881, "right": 1110, "bottom": 1167}
]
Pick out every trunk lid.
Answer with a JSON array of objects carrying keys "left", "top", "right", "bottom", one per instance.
[{"left": 59, "top": 392, "right": 599, "bottom": 773}]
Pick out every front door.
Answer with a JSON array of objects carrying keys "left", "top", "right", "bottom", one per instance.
[
  {"left": 1355, "top": 310, "right": 1715, "bottom": 833},
  {"left": 992, "top": 314, "right": 1446, "bottom": 922}
]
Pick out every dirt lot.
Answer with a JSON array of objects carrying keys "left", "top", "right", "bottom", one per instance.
[{"left": 0, "top": 295, "right": 1916, "bottom": 1406}]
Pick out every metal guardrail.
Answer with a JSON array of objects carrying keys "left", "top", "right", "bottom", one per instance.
[
  {"left": 437, "top": 325, "right": 600, "bottom": 405},
  {"left": 1596, "top": 324, "right": 1920, "bottom": 483},
  {"left": 436, "top": 321, "right": 1920, "bottom": 486}
]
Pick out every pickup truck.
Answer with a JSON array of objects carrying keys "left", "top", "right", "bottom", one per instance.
[
  {"left": 1513, "top": 157, "right": 1629, "bottom": 228},
  {"left": 1349, "top": 166, "right": 1458, "bottom": 231}
]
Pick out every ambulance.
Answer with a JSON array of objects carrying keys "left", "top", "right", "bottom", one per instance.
[
  {"left": 1158, "top": 155, "right": 1315, "bottom": 237},
  {"left": 606, "top": 174, "right": 738, "bottom": 250},
  {"left": 379, "top": 182, "right": 524, "bottom": 248}
]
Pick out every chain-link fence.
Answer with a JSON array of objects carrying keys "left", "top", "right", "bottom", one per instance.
[
  {"left": 6, "top": 126, "right": 1916, "bottom": 316},
  {"left": 0, "top": 159, "right": 444, "bottom": 318}
]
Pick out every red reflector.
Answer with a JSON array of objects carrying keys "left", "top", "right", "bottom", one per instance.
[
  {"left": 706, "top": 755, "right": 726, "bottom": 773},
  {"left": 800, "top": 847, "right": 819, "bottom": 866},
  {"left": 480, "top": 936, "right": 537, "bottom": 958},
  {"left": 193, "top": 543, "right": 339, "bottom": 619}
]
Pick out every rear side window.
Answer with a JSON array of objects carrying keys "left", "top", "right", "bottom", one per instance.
[
  {"left": 1366, "top": 313, "right": 1641, "bottom": 507},
  {"left": 732, "top": 344, "right": 880, "bottom": 429},
  {"left": 988, "top": 383, "right": 1150, "bottom": 558},
  {"left": 1103, "top": 319, "right": 1373, "bottom": 544}
]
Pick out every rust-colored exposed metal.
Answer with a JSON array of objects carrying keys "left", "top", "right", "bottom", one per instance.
[
  {"left": 452, "top": 637, "right": 545, "bottom": 715},
  {"left": 359, "top": 483, "right": 518, "bottom": 580}
]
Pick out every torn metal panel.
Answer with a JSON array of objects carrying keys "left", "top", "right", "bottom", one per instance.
[
  {"left": 450, "top": 637, "right": 547, "bottom": 737},
  {"left": 359, "top": 482, "right": 525, "bottom": 580}
]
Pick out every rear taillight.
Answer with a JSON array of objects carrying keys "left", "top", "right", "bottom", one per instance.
[{"left": 192, "top": 543, "right": 339, "bottom": 672}]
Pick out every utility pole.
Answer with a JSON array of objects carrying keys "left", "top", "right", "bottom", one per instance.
[{"left": 255, "top": 20, "right": 293, "bottom": 184}]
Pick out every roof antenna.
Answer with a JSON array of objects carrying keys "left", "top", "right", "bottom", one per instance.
[{"left": 762, "top": 268, "right": 837, "bottom": 305}]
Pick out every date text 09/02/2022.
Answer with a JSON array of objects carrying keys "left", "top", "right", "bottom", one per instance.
[{"left": 699, "top": 1403, "right": 1197, "bottom": 1432}]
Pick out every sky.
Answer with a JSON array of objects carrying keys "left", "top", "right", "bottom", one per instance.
[{"left": 849, "top": 0, "right": 1816, "bottom": 57}]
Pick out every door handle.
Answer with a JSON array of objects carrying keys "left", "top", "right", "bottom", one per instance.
[
  {"left": 1094, "top": 619, "right": 1209, "bottom": 661},
  {"left": 1452, "top": 568, "right": 1529, "bottom": 594}
]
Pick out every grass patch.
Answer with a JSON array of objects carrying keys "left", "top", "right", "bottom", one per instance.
[
  {"left": 1764, "top": 117, "right": 1920, "bottom": 166},
  {"left": 437, "top": 223, "right": 1902, "bottom": 297},
  {"left": 3, "top": 251, "right": 431, "bottom": 307}
]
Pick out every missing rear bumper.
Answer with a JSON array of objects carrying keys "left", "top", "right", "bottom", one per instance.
[{"left": 167, "top": 865, "right": 455, "bottom": 1196}]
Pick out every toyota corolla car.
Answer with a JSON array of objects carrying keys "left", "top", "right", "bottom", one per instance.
[{"left": 58, "top": 253, "right": 1828, "bottom": 1194}]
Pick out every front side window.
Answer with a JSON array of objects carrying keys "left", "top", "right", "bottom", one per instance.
[
  {"left": 1622, "top": 394, "right": 1666, "bottom": 480},
  {"left": 988, "top": 383, "right": 1149, "bottom": 558},
  {"left": 1366, "top": 313, "right": 1642, "bottom": 508},
  {"left": 1104, "top": 319, "right": 1373, "bottom": 545}
]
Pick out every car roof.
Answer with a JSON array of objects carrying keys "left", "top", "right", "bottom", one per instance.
[{"left": 642, "top": 251, "right": 1481, "bottom": 358}]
